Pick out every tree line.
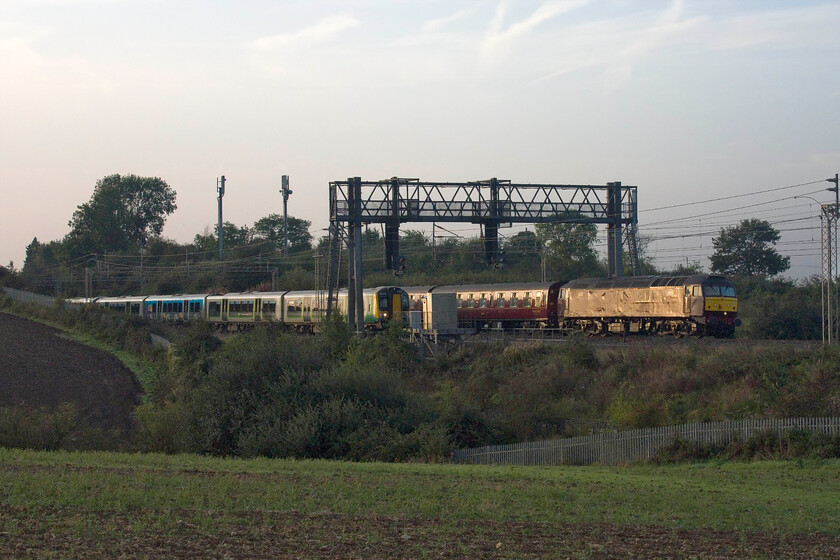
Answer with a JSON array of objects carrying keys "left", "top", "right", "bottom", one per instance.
[{"left": 8, "top": 173, "right": 797, "bottom": 299}]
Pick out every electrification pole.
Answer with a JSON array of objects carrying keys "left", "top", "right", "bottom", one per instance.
[
  {"left": 217, "top": 175, "right": 226, "bottom": 259},
  {"left": 828, "top": 173, "right": 840, "bottom": 343},
  {"left": 282, "top": 175, "right": 292, "bottom": 256}
]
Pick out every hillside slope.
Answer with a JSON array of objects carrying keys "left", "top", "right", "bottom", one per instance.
[{"left": 0, "top": 312, "right": 141, "bottom": 438}]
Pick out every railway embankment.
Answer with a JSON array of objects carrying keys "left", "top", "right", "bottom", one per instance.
[{"left": 2, "top": 291, "right": 839, "bottom": 462}]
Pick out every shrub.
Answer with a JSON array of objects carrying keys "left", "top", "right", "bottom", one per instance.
[{"left": 0, "top": 404, "right": 119, "bottom": 451}]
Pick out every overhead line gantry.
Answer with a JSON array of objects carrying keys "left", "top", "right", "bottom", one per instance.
[{"left": 327, "top": 177, "right": 639, "bottom": 335}]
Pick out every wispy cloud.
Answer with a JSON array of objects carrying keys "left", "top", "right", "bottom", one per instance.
[
  {"left": 422, "top": 8, "right": 473, "bottom": 33},
  {"left": 251, "top": 15, "right": 360, "bottom": 51},
  {"left": 528, "top": 0, "right": 839, "bottom": 88},
  {"left": 482, "top": 0, "right": 590, "bottom": 60}
]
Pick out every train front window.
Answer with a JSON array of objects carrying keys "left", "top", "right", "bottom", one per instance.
[
  {"left": 703, "top": 285, "right": 736, "bottom": 297},
  {"left": 379, "top": 292, "right": 389, "bottom": 311}
]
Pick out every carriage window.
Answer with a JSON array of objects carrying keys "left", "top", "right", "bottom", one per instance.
[
  {"left": 537, "top": 295, "right": 543, "bottom": 307},
  {"left": 479, "top": 294, "right": 487, "bottom": 308},
  {"left": 209, "top": 302, "right": 221, "bottom": 316},
  {"left": 497, "top": 293, "right": 505, "bottom": 307},
  {"left": 523, "top": 292, "right": 531, "bottom": 307},
  {"left": 467, "top": 294, "right": 475, "bottom": 307},
  {"left": 130, "top": 303, "right": 140, "bottom": 314},
  {"left": 510, "top": 293, "right": 518, "bottom": 307}
]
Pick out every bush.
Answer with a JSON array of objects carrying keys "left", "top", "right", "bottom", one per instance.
[
  {"left": 654, "top": 429, "right": 840, "bottom": 464},
  {"left": 0, "top": 404, "right": 119, "bottom": 451}
]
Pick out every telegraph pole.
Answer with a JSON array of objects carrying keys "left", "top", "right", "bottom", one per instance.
[
  {"left": 217, "top": 175, "right": 226, "bottom": 258},
  {"left": 281, "top": 175, "right": 292, "bottom": 256}
]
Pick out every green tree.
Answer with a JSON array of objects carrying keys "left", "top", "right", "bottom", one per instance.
[
  {"left": 535, "top": 219, "right": 601, "bottom": 280},
  {"left": 503, "top": 230, "right": 541, "bottom": 277},
  {"left": 192, "top": 222, "right": 252, "bottom": 255},
  {"left": 710, "top": 219, "right": 790, "bottom": 277},
  {"left": 252, "top": 214, "right": 313, "bottom": 252},
  {"left": 65, "top": 174, "right": 176, "bottom": 255}
]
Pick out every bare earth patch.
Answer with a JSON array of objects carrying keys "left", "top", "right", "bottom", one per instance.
[
  {"left": 2, "top": 505, "right": 839, "bottom": 559},
  {"left": 0, "top": 312, "right": 141, "bottom": 438}
]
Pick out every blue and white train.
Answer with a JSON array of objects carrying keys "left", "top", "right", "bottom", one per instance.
[{"left": 79, "top": 287, "right": 409, "bottom": 332}]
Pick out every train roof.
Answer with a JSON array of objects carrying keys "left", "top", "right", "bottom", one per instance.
[
  {"left": 400, "top": 286, "right": 437, "bottom": 296},
  {"left": 94, "top": 295, "right": 148, "bottom": 303},
  {"left": 430, "top": 282, "right": 561, "bottom": 293},
  {"left": 143, "top": 293, "right": 210, "bottom": 300},
  {"left": 206, "top": 291, "right": 290, "bottom": 299},
  {"left": 563, "top": 274, "right": 730, "bottom": 290}
]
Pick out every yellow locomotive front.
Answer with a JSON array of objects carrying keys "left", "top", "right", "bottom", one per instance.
[{"left": 688, "top": 276, "right": 740, "bottom": 337}]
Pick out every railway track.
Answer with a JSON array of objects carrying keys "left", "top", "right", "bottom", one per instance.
[{"left": 457, "top": 329, "right": 821, "bottom": 348}]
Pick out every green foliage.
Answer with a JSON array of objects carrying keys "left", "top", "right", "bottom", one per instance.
[
  {"left": 0, "top": 404, "right": 119, "bottom": 451},
  {"left": 737, "top": 276, "right": 821, "bottom": 339},
  {"left": 0, "top": 263, "right": 23, "bottom": 288},
  {"left": 655, "top": 429, "right": 840, "bottom": 464},
  {"left": 535, "top": 217, "right": 602, "bottom": 280},
  {"left": 710, "top": 218, "right": 790, "bottom": 277},
  {"left": 252, "top": 214, "right": 313, "bottom": 252},
  {"left": 65, "top": 174, "right": 177, "bottom": 256}
]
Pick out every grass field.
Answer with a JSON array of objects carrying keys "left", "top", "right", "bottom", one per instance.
[{"left": 2, "top": 449, "right": 839, "bottom": 559}]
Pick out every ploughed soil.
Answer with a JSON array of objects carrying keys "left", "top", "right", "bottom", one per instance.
[
  {"left": 2, "top": 504, "right": 840, "bottom": 559},
  {"left": 0, "top": 312, "right": 141, "bottom": 438}
]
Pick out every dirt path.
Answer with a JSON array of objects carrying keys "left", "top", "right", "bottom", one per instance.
[{"left": 0, "top": 312, "right": 142, "bottom": 438}]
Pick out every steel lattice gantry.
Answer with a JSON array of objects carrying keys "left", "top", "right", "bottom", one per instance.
[{"left": 327, "top": 177, "right": 639, "bottom": 333}]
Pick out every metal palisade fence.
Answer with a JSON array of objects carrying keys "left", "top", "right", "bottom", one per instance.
[
  {"left": 453, "top": 417, "right": 840, "bottom": 466},
  {"left": 2, "top": 287, "right": 58, "bottom": 307}
]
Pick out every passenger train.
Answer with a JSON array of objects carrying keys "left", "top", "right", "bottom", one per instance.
[
  {"left": 84, "top": 286, "right": 410, "bottom": 333},
  {"left": 403, "top": 274, "right": 740, "bottom": 338},
  {"left": 75, "top": 274, "right": 739, "bottom": 338}
]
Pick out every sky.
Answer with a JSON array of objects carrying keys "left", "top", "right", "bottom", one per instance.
[{"left": 1, "top": 0, "right": 839, "bottom": 278}]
